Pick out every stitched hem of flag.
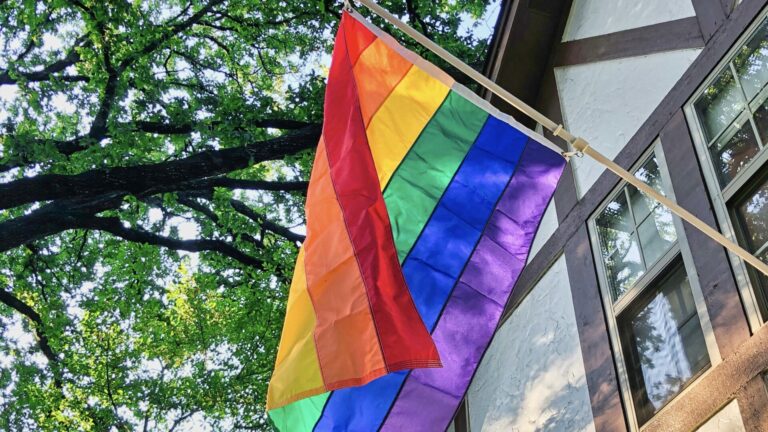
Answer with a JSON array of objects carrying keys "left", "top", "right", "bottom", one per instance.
[
  {"left": 324, "top": 359, "right": 442, "bottom": 392},
  {"left": 267, "top": 359, "right": 442, "bottom": 411},
  {"left": 267, "top": 384, "right": 328, "bottom": 411}
]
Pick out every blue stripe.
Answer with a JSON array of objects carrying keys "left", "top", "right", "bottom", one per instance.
[{"left": 314, "top": 117, "right": 528, "bottom": 432}]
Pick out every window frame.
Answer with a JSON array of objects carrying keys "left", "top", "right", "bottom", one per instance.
[
  {"left": 684, "top": 7, "right": 768, "bottom": 331},
  {"left": 588, "top": 142, "right": 721, "bottom": 430}
]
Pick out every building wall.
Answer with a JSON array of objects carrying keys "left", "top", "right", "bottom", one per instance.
[
  {"left": 555, "top": 49, "right": 701, "bottom": 196},
  {"left": 562, "top": 0, "right": 695, "bottom": 41},
  {"left": 695, "top": 400, "right": 745, "bottom": 432},
  {"left": 466, "top": 256, "right": 595, "bottom": 432},
  {"left": 462, "top": 0, "right": 768, "bottom": 431}
]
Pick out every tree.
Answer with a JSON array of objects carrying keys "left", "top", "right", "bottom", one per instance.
[{"left": 0, "top": 0, "right": 495, "bottom": 430}]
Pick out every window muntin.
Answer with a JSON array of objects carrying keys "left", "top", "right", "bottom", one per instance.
[
  {"left": 693, "top": 18, "right": 768, "bottom": 188},
  {"left": 618, "top": 261, "right": 710, "bottom": 425},
  {"left": 596, "top": 156, "right": 676, "bottom": 300}
]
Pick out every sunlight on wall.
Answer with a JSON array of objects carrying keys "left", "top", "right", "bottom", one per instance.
[
  {"left": 696, "top": 400, "right": 746, "bottom": 432},
  {"left": 467, "top": 256, "right": 595, "bottom": 432},
  {"left": 555, "top": 48, "right": 701, "bottom": 197}
]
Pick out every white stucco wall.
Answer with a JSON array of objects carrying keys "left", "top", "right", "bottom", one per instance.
[
  {"left": 695, "top": 400, "right": 746, "bottom": 432},
  {"left": 563, "top": 0, "right": 695, "bottom": 41},
  {"left": 528, "top": 202, "right": 557, "bottom": 262},
  {"left": 466, "top": 256, "right": 595, "bottom": 432},
  {"left": 555, "top": 48, "right": 701, "bottom": 197}
]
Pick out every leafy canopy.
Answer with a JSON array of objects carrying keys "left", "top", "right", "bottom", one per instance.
[{"left": 0, "top": 0, "right": 496, "bottom": 430}]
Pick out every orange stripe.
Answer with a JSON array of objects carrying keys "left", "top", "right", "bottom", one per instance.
[
  {"left": 265, "top": 248, "right": 325, "bottom": 410},
  {"left": 353, "top": 38, "right": 413, "bottom": 126},
  {"left": 342, "top": 13, "right": 377, "bottom": 64},
  {"left": 304, "top": 138, "right": 386, "bottom": 386}
]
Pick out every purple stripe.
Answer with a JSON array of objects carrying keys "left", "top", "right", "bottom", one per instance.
[{"left": 379, "top": 141, "right": 565, "bottom": 431}]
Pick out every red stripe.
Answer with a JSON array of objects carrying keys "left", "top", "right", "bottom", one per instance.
[
  {"left": 342, "top": 12, "right": 377, "bottom": 64},
  {"left": 321, "top": 12, "right": 441, "bottom": 370}
]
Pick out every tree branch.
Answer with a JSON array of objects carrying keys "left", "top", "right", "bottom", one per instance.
[
  {"left": 0, "top": 286, "right": 61, "bottom": 387},
  {"left": 229, "top": 199, "right": 305, "bottom": 243},
  {"left": 179, "top": 178, "right": 308, "bottom": 193},
  {"left": 12, "top": 213, "right": 263, "bottom": 269},
  {"left": 0, "top": 124, "right": 320, "bottom": 210},
  {"left": 175, "top": 195, "right": 263, "bottom": 247},
  {"left": 117, "top": 0, "right": 227, "bottom": 73},
  {"left": 0, "top": 119, "right": 316, "bottom": 173},
  {"left": 404, "top": 0, "right": 432, "bottom": 40},
  {"left": 0, "top": 39, "right": 88, "bottom": 85}
]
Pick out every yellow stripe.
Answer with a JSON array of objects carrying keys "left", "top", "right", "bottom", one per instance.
[
  {"left": 366, "top": 66, "right": 450, "bottom": 189},
  {"left": 266, "top": 248, "right": 325, "bottom": 410}
]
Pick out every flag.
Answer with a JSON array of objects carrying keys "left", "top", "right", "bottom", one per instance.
[{"left": 267, "top": 10, "right": 566, "bottom": 431}]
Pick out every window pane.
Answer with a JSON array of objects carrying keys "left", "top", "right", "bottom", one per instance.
[
  {"left": 629, "top": 156, "right": 665, "bottom": 223},
  {"left": 754, "top": 97, "right": 768, "bottom": 145},
  {"left": 736, "top": 175, "right": 768, "bottom": 252},
  {"left": 759, "top": 249, "right": 768, "bottom": 299},
  {"left": 597, "top": 192, "right": 645, "bottom": 300},
  {"left": 619, "top": 264, "right": 709, "bottom": 425},
  {"left": 732, "top": 19, "right": 768, "bottom": 102},
  {"left": 711, "top": 118, "right": 760, "bottom": 185},
  {"left": 694, "top": 67, "right": 746, "bottom": 142},
  {"left": 637, "top": 206, "right": 677, "bottom": 267}
]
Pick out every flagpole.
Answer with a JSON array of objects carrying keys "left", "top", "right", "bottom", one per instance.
[{"left": 350, "top": 0, "right": 768, "bottom": 278}]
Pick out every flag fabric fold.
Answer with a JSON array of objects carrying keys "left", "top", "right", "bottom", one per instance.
[{"left": 268, "top": 9, "right": 566, "bottom": 431}]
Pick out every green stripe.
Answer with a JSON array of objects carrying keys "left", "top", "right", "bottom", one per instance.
[
  {"left": 383, "top": 90, "right": 488, "bottom": 261},
  {"left": 267, "top": 92, "right": 487, "bottom": 431},
  {"left": 268, "top": 392, "right": 329, "bottom": 431}
]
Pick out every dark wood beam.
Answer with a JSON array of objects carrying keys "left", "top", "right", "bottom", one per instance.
[
  {"left": 659, "top": 109, "right": 750, "bottom": 358},
  {"left": 553, "top": 17, "right": 705, "bottom": 67},
  {"left": 564, "top": 225, "right": 628, "bottom": 432},
  {"left": 693, "top": 0, "right": 728, "bottom": 41}
]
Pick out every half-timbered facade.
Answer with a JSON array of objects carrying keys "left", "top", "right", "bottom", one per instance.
[{"left": 454, "top": 1, "right": 768, "bottom": 430}]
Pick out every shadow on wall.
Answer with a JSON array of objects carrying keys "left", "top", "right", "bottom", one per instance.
[{"left": 467, "top": 256, "right": 596, "bottom": 432}]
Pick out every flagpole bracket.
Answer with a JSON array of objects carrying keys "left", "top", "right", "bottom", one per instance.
[{"left": 561, "top": 150, "right": 583, "bottom": 162}]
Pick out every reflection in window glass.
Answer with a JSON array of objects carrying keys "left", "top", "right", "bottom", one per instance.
[
  {"left": 712, "top": 118, "right": 761, "bottom": 185},
  {"left": 598, "top": 193, "right": 643, "bottom": 300},
  {"left": 693, "top": 15, "right": 768, "bottom": 188},
  {"left": 735, "top": 174, "right": 768, "bottom": 306},
  {"left": 630, "top": 157, "right": 664, "bottom": 221},
  {"left": 736, "top": 175, "right": 768, "bottom": 251},
  {"left": 618, "top": 263, "right": 710, "bottom": 425},
  {"left": 694, "top": 68, "right": 745, "bottom": 142},
  {"left": 638, "top": 207, "right": 676, "bottom": 266},
  {"left": 732, "top": 19, "right": 768, "bottom": 102},
  {"left": 596, "top": 156, "right": 676, "bottom": 301},
  {"left": 755, "top": 99, "right": 768, "bottom": 145}
]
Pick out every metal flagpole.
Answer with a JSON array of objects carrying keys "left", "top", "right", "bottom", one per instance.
[{"left": 350, "top": 0, "right": 768, "bottom": 278}]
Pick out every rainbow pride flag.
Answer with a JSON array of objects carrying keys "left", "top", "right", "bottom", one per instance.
[{"left": 267, "top": 10, "right": 566, "bottom": 431}]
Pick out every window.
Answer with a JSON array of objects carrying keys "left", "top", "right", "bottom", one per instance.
[
  {"left": 617, "top": 261, "right": 709, "bottom": 424},
  {"left": 687, "top": 12, "right": 768, "bottom": 326},
  {"left": 590, "top": 148, "right": 715, "bottom": 428},
  {"left": 692, "top": 18, "right": 767, "bottom": 187},
  {"left": 596, "top": 157, "right": 676, "bottom": 300},
  {"left": 733, "top": 172, "right": 768, "bottom": 310}
]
